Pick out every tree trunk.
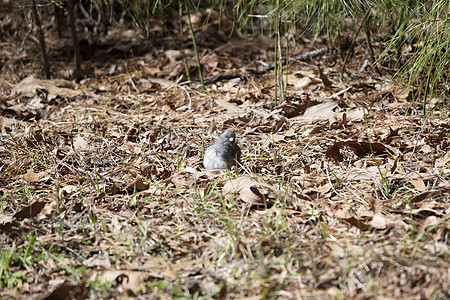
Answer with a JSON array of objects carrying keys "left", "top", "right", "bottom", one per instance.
[
  {"left": 67, "top": 0, "right": 82, "bottom": 71},
  {"left": 54, "top": 3, "right": 66, "bottom": 38},
  {"left": 30, "top": 0, "right": 51, "bottom": 79}
]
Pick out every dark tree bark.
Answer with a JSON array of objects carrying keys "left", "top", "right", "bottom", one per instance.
[
  {"left": 30, "top": 0, "right": 51, "bottom": 78},
  {"left": 67, "top": 0, "right": 82, "bottom": 71},
  {"left": 55, "top": 3, "right": 66, "bottom": 38},
  {"left": 100, "top": 0, "right": 109, "bottom": 36}
]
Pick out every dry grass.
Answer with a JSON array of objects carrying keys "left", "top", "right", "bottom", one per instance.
[{"left": 1, "top": 8, "right": 449, "bottom": 300}]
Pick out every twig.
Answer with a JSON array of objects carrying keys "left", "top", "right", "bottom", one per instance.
[
  {"left": 200, "top": 47, "right": 328, "bottom": 85},
  {"left": 197, "top": 35, "right": 390, "bottom": 86},
  {"left": 119, "top": 257, "right": 167, "bottom": 279}
]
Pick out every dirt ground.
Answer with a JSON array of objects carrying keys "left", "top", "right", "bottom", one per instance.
[{"left": 1, "top": 3, "right": 449, "bottom": 299}]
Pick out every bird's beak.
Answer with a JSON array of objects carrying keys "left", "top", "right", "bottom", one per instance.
[{"left": 229, "top": 137, "right": 234, "bottom": 142}]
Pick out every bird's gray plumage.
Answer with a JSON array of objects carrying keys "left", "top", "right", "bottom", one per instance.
[{"left": 203, "top": 130, "right": 241, "bottom": 170}]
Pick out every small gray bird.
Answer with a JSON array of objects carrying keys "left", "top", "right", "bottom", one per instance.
[{"left": 203, "top": 130, "right": 241, "bottom": 170}]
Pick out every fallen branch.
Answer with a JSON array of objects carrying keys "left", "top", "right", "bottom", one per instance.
[
  {"left": 200, "top": 47, "right": 328, "bottom": 85},
  {"left": 199, "top": 36, "right": 391, "bottom": 86}
]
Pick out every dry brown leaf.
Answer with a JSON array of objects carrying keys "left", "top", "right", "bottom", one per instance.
[
  {"left": 83, "top": 251, "right": 111, "bottom": 268},
  {"left": 393, "top": 86, "right": 412, "bottom": 102},
  {"left": 171, "top": 168, "right": 198, "bottom": 189},
  {"left": 334, "top": 207, "right": 371, "bottom": 230},
  {"left": 344, "top": 107, "right": 364, "bottom": 121},
  {"left": 215, "top": 96, "right": 244, "bottom": 115},
  {"left": 421, "top": 144, "right": 432, "bottom": 154},
  {"left": 23, "top": 169, "right": 48, "bottom": 182},
  {"left": 208, "top": 118, "right": 216, "bottom": 133},
  {"left": 369, "top": 213, "right": 387, "bottom": 229},
  {"left": 140, "top": 163, "right": 157, "bottom": 178},
  {"left": 435, "top": 150, "right": 450, "bottom": 168},
  {"left": 99, "top": 270, "right": 152, "bottom": 290},
  {"left": 13, "top": 201, "right": 46, "bottom": 221},
  {"left": 410, "top": 190, "right": 441, "bottom": 203},
  {"left": 419, "top": 216, "right": 440, "bottom": 233},
  {"left": 274, "top": 100, "right": 309, "bottom": 118},
  {"left": 281, "top": 208, "right": 310, "bottom": 218},
  {"left": 326, "top": 140, "right": 388, "bottom": 163},
  {"left": 291, "top": 74, "right": 320, "bottom": 89},
  {"left": 332, "top": 112, "right": 347, "bottom": 129},
  {"left": 294, "top": 76, "right": 312, "bottom": 88},
  {"left": 44, "top": 280, "right": 87, "bottom": 299},
  {"left": 73, "top": 135, "right": 88, "bottom": 151},
  {"left": 126, "top": 175, "right": 149, "bottom": 192},
  {"left": 409, "top": 179, "right": 427, "bottom": 192},
  {"left": 106, "top": 183, "right": 120, "bottom": 195},
  {"left": 317, "top": 183, "right": 332, "bottom": 196},
  {"left": 369, "top": 197, "right": 408, "bottom": 230},
  {"left": 11, "top": 76, "right": 80, "bottom": 98},
  {"left": 0, "top": 117, "right": 20, "bottom": 132},
  {"left": 346, "top": 272, "right": 357, "bottom": 297},
  {"left": 390, "top": 155, "right": 399, "bottom": 173},
  {"left": 318, "top": 65, "right": 334, "bottom": 88},
  {"left": 146, "top": 77, "right": 175, "bottom": 89},
  {"left": 294, "top": 101, "right": 338, "bottom": 121},
  {"left": 0, "top": 215, "right": 13, "bottom": 226},
  {"left": 334, "top": 207, "right": 353, "bottom": 219},
  {"left": 222, "top": 176, "right": 279, "bottom": 205},
  {"left": 368, "top": 197, "right": 386, "bottom": 229},
  {"left": 165, "top": 49, "right": 182, "bottom": 63},
  {"left": 143, "top": 256, "right": 177, "bottom": 280}
]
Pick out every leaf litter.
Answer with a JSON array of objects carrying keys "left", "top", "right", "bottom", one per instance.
[{"left": 0, "top": 8, "right": 449, "bottom": 300}]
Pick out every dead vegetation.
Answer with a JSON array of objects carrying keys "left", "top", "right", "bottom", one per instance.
[{"left": 0, "top": 2, "right": 449, "bottom": 299}]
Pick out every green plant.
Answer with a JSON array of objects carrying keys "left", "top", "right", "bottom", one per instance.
[
  {"left": 135, "top": 213, "right": 148, "bottom": 249},
  {"left": 176, "top": 150, "right": 187, "bottom": 172},
  {"left": 380, "top": 0, "right": 450, "bottom": 109},
  {"left": 88, "top": 277, "right": 113, "bottom": 297},
  {"left": 185, "top": 2, "right": 205, "bottom": 90},
  {"left": 322, "top": 216, "right": 328, "bottom": 239},
  {"left": 0, "top": 233, "right": 44, "bottom": 289},
  {"left": 0, "top": 244, "right": 16, "bottom": 288},
  {"left": 17, "top": 183, "right": 32, "bottom": 203}
]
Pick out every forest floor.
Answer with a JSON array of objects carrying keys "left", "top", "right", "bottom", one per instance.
[{"left": 0, "top": 5, "right": 449, "bottom": 299}]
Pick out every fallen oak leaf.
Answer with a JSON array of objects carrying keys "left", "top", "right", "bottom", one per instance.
[
  {"left": 171, "top": 167, "right": 198, "bottom": 189},
  {"left": 98, "top": 270, "right": 159, "bottom": 291},
  {"left": 23, "top": 168, "right": 48, "bottom": 182},
  {"left": 140, "top": 163, "right": 157, "bottom": 178},
  {"left": 334, "top": 207, "right": 371, "bottom": 230},
  {"left": 343, "top": 216, "right": 371, "bottom": 231},
  {"left": 368, "top": 197, "right": 408, "bottom": 230},
  {"left": 410, "top": 190, "right": 441, "bottom": 203},
  {"left": 82, "top": 251, "right": 112, "bottom": 268},
  {"left": 0, "top": 201, "right": 46, "bottom": 233},
  {"left": 0, "top": 215, "right": 13, "bottom": 226},
  {"left": 369, "top": 212, "right": 387, "bottom": 229},
  {"left": 318, "top": 65, "right": 334, "bottom": 88},
  {"left": 106, "top": 183, "right": 120, "bottom": 195},
  {"left": 222, "top": 176, "right": 280, "bottom": 206},
  {"left": 368, "top": 196, "right": 387, "bottom": 229},
  {"left": 73, "top": 135, "right": 88, "bottom": 151},
  {"left": 44, "top": 279, "right": 87, "bottom": 300},
  {"left": 418, "top": 216, "right": 440, "bottom": 233},
  {"left": 126, "top": 175, "right": 149, "bottom": 192},
  {"left": 11, "top": 75, "right": 80, "bottom": 98},
  {"left": 14, "top": 200, "right": 46, "bottom": 220},
  {"left": 326, "top": 140, "right": 388, "bottom": 162}
]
